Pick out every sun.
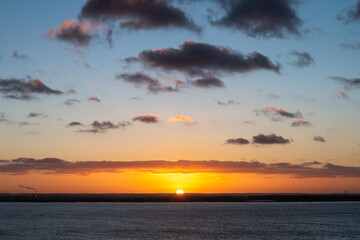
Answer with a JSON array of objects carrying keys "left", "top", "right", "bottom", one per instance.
[{"left": 176, "top": 189, "right": 184, "bottom": 195}]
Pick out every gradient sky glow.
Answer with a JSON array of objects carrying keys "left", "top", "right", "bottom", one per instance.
[{"left": 1, "top": 0, "right": 360, "bottom": 193}]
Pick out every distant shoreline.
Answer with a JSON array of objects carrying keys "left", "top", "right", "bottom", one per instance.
[{"left": 1, "top": 193, "right": 360, "bottom": 202}]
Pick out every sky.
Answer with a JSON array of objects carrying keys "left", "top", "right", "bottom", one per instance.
[{"left": 1, "top": 0, "right": 360, "bottom": 193}]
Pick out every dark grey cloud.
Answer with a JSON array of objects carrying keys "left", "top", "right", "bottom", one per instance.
[
  {"left": 67, "top": 121, "right": 84, "bottom": 127},
  {"left": 27, "top": 112, "right": 48, "bottom": 118},
  {"left": 64, "top": 99, "right": 80, "bottom": 106},
  {"left": 116, "top": 72, "right": 178, "bottom": 94},
  {"left": 1, "top": 157, "right": 359, "bottom": 178},
  {"left": 210, "top": 0, "right": 302, "bottom": 38},
  {"left": 12, "top": 50, "right": 29, "bottom": 59},
  {"left": 291, "top": 119, "right": 311, "bottom": 127},
  {"left": 226, "top": 138, "right": 250, "bottom": 145},
  {"left": 47, "top": 19, "right": 101, "bottom": 47},
  {"left": 88, "top": 96, "right": 101, "bottom": 102},
  {"left": 132, "top": 114, "right": 159, "bottom": 123},
  {"left": 0, "top": 78, "right": 63, "bottom": 100},
  {"left": 289, "top": 51, "right": 314, "bottom": 67},
  {"left": 337, "top": 1, "right": 360, "bottom": 23},
  {"left": 132, "top": 41, "right": 280, "bottom": 76},
  {"left": 253, "top": 133, "right": 291, "bottom": 145},
  {"left": 80, "top": 120, "right": 132, "bottom": 133},
  {"left": 79, "top": 0, "right": 200, "bottom": 32},
  {"left": 190, "top": 76, "right": 225, "bottom": 88},
  {"left": 253, "top": 105, "right": 302, "bottom": 121},
  {"left": 313, "top": 136, "right": 326, "bottom": 143},
  {"left": 331, "top": 76, "right": 360, "bottom": 90}
]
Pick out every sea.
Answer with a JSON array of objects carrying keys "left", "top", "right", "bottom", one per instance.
[{"left": 0, "top": 202, "right": 359, "bottom": 239}]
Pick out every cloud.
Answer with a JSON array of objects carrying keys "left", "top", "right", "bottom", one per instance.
[
  {"left": 79, "top": 0, "right": 200, "bottom": 32},
  {"left": 0, "top": 78, "right": 63, "bottom": 100},
  {"left": 116, "top": 72, "right": 178, "bottom": 93},
  {"left": 253, "top": 105, "right": 302, "bottom": 121},
  {"left": 132, "top": 114, "right": 159, "bottom": 123},
  {"left": 253, "top": 133, "right": 291, "bottom": 145},
  {"left": 67, "top": 88, "right": 77, "bottom": 95},
  {"left": 313, "top": 136, "right": 326, "bottom": 143},
  {"left": 331, "top": 90, "right": 349, "bottom": 99},
  {"left": 88, "top": 96, "right": 101, "bottom": 102},
  {"left": 27, "top": 112, "right": 48, "bottom": 118},
  {"left": 226, "top": 138, "right": 250, "bottom": 145},
  {"left": 67, "top": 121, "right": 84, "bottom": 127},
  {"left": 340, "top": 42, "right": 360, "bottom": 50},
  {"left": 47, "top": 19, "right": 102, "bottom": 46},
  {"left": 331, "top": 76, "right": 360, "bottom": 90},
  {"left": 1, "top": 157, "right": 359, "bottom": 178},
  {"left": 337, "top": 1, "right": 360, "bottom": 23},
  {"left": 189, "top": 76, "right": 225, "bottom": 88},
  {"left": 132, "top": 41, "right": 280, "bottom": 76},
  {"left": 0, "top": 113, "right": 13, "bottom": 124},
  {"left": 217, "top": 99, "right": 240, "bottom": 106},
  {"left": 168, "top": 116, "right": 196, "bottom": 125},
  {"left": 80, "top": 120, "right": 132, "bottom": 133},
  {"left": 210, "top": 0, "right": 302, "bottom": 38},
  {"left": 12, "top": 50, "right": 29, "bottom": 59},
  {"left": 289, "top": 51, "right": 314, "bottom": 67},
  {"left": 64, "top": 99, "right": 80, "bottom": 106},
  {"left": 291, "top": 119, "right": 311, "bottom": 127}
]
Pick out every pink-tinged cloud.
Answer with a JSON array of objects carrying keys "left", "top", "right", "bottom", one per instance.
[
  {"left": 331, "top": 90, "right": 348, "bottom": 99},
  {"left": 47, "top": 19, "right": 102, "bottom": 46},
  {"left": 253, "top": 105, "right": 302, "bottom": 121},
  {"left": 168, "top": 116, "right": 196, "bottom": 125},
  {"left": 291, "top": 119, "right": 311, "bottom": 127}
]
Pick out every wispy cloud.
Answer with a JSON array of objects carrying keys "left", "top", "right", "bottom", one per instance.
[
  {"left": 168, "top": 116, "right": 196, "bottom": 125},
  {"left": 1, "top": 157, "right": 359, "bottom": 178},
  {"left": 132, "top": 114, "right": 159, "bottom": 123}
]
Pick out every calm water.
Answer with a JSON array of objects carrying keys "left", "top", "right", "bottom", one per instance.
[{"left": 0, "top": 202, "right": 359, "bottom": 239}]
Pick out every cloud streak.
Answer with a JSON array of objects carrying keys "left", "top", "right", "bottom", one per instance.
[
  {"left": 253, "top": 133, "right": 291, "bottom": 145},
  {"left": 132, "top": 114, "right": 159, "bottom": 123},
  {"left": 1, "top": 157, "right": 359, "bottom": 178},
  {"left": 168, "top": 116, "right": 196, "bottom": 125},
  {"left": 253, "top": 105, "right": 302, "bottom": 121},
  {"left": 0, "top": 78, "right": 63, "bottom": 100}
]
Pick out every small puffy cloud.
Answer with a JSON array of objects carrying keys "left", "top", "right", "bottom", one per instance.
[
  {"left": 253, "top": 105, "right": 302, "bottom": 121},
  {"left": 226, "top": 138, "right": 250, "bottom": 145},
  {"left": 27, "top": 112, "right": 48, "bottom": 118},
  {"left": 12, "top": 50, "right": 29, "bottom": 59},
  {"left": 253, "top": 133, "right": 291, "bottom": 145},
  {"left": 291, "top": 119, "right": 311, "bottom": 127},
  {"left": 47, "top": 19, "right": 102, "bottom": 46},
  {"left": 132, "top": 114, "right": 159, "bottom": 123},
  {"left": 331, "top": 90, "right": 348, "bottom": 99},
  {"left": 331, "top": 76, "right": 360, "bottom": 90},
  {"left": 313, "top": 136, "right": 326, "bottom": 143},
  {"left": 132, "top": 41, "right": 280, "bottom": 76},
  {"left": 289, "top": 51, "right": 314, "bottom": 67},
  {"left": 0, "top": 78, "right": 63, "bottom": 100},
  {"left": 168, "top": 116, "right": 196, "bottom": 125},
  {"left": 67, "top": 121, "right": 84, "bottom": 127},
  {"left": 116, "top": 72, "right": 178, "bottom": 94},
  {"left": 88, "top": 96, "right": 101, "bottom": 102},
  {"left": 79, "top": 0, "right": 200, "bottom": 32},
  {"left": 80, "top": 120, "right": 132, "bottom": 133},
  {"left": 210, "top": 0, "right": 302, "bottom": 38},
  {"left": 64, "top": 99, "right": 80, "bottom": 106},
  {"left": 189, "top": 76, "right": 225, "bottom": 88}
]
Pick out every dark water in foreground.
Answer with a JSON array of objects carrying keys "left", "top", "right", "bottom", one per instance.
[{"left": 0, "top": 202, "right": 359, "bottom": 239}]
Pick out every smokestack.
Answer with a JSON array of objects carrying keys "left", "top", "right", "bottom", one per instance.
[{"left": 18, "top": 185, "right": 37, "bottom": 198}]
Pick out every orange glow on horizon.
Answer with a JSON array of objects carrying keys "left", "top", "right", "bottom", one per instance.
[{"left": 176, "top": 189, "right": 184, "bottom": 194}]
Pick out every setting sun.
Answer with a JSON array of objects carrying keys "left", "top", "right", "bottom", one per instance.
[{"left": 176, "top": 189, "right": 184, "bottom": 195}]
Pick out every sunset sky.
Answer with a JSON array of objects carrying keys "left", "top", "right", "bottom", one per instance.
[{"left": 1, "top": 0, "right": 360, "bottom": 193}]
